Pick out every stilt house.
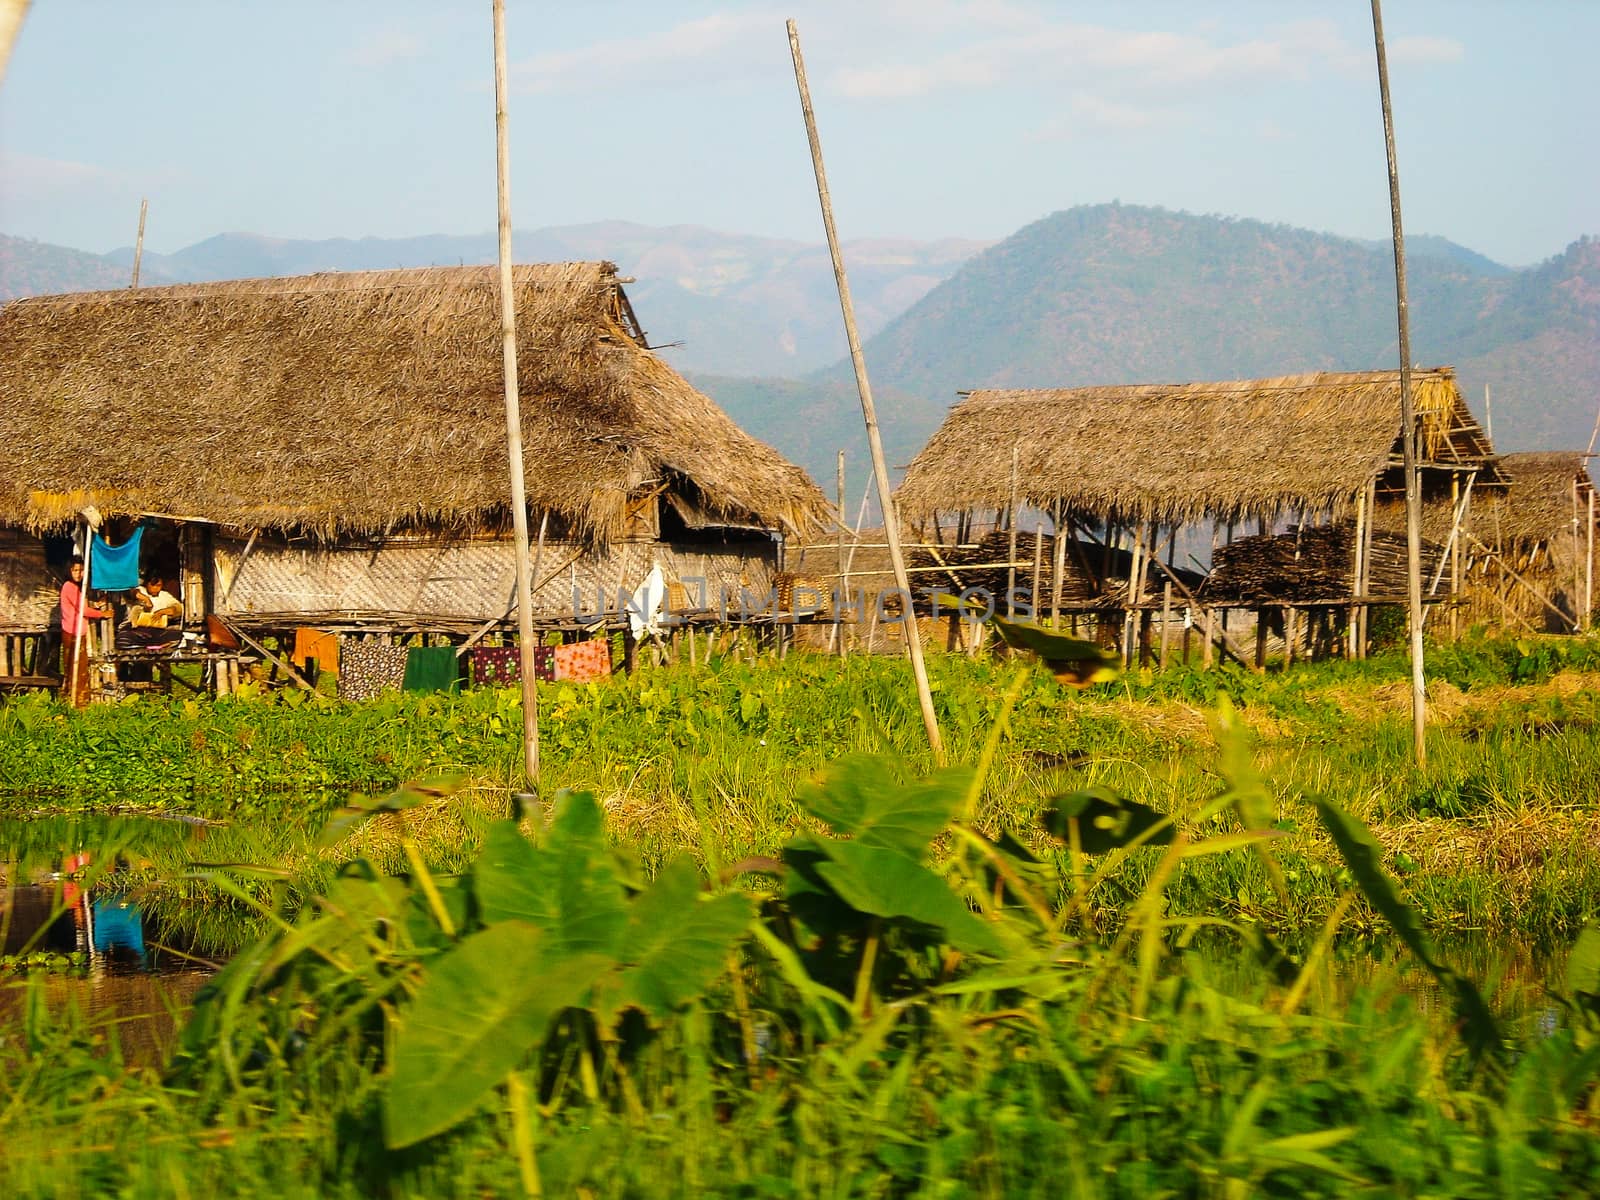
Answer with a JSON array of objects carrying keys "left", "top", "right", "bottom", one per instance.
[
  {"left": 895, "top": 369, "right": 1500, "bottom": 662},
  {"left": 1467, "top": 451, "right": 1597, "bottom": 633},
  {"left": 0, "top": 264, "right": 829, "bottom": 654}
]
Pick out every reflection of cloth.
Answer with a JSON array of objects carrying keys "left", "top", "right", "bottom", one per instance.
[
  {"left": 337, "top": 640, "right": 408, "bottom": 701},
  {"left": 467, "top": 645, "right": 553, "bottom": 687},
  {"left": 291, "top": 627, "right": 340, "bottom": 675},
  {"left": 402, "top": 645, "right": 460, "bottom": 693},
  {"left": 89, "top": 528, "right": 144, "bottom": 591},
  {"left": 554, "top": 639, "right": 612, "bottom": 684},
  {"left": 92, "top": 895, "right": 145, "bottom": 957}
]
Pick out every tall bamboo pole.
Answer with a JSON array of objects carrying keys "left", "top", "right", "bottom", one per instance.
[
  {"left": 0, "top": 0, "right": 28, "bottom": 86},
  {"left": 787, "top": 20, "right": 943, "bottom": 763},
  {"left": 493, "top": 0, "right": 540, "bottom": 788},
  {"left": 1006, "top": 445, "right": 1019, "bottom": 617},
  {"left": 1572, "top": 477, "right": 1584, "bottom": 631},
  {"left": 1372, "top": 0, "right": 1428, "bottom": 764},
  {"left": 130, "top": 199, "right": 148, "bottom": 288},
  {"left": 1586, "top": 488, "right": 1594, "bottom": 631},
  {"left": 835, "top": 449, "right": 847, "bottom": 656}
]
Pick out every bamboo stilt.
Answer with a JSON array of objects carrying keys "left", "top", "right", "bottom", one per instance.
[
  {"left": 1050, "top": 502, "right": 1065, "bottom": 627},
  {"left": 493, "top": 0, "right": 541, "bottom": 789},
  {"left": 788, "top": 20, "right": 943, "bottom": 762},
  {"left": 834, "top": 449, "right": 846, "bottom": 656},
  {"left": 1007, "top": 445, "right": 1019, "bottom": 618},
  {"left": 1159, "top": 582, "right": 1172, "bottom": 671},
  {"left": 1587, "top": 489, "right": 1595, "bottom": 630},
  {"left": 1372, "top": 0, "right": 1428, "bottom": 763},
  {"left": 130, "top": 198, "right": 148, "bottom": 288},
  {"left": 1031, "top": 526, "right": 1043, "bottom": 620}
]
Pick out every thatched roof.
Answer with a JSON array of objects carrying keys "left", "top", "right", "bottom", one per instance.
[
  {"left": 0, "top": 263, "right": 828, "bottom": 541},
  {"left": 896, "top": 369, "right": 1494, "bottom": 528},
  {"left": 1481, "top": 451, "right": 1597, "bottom": 548}
]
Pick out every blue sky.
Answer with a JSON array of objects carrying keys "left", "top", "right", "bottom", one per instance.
[{"left": 1, "top": 1, "right": 1595, "bottom": 265}]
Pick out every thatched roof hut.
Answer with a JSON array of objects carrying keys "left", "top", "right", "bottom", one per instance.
[
  {"left": 0, "top": 263, "right": 828, "bottom": 541},
  {"left": 1480, "top": 452, "right": 1596, "bottom": 554},
  {"left": 896, "top": 368, "right": 1496, "bottom": 527}
]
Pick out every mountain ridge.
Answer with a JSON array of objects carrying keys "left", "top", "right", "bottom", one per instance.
[{"left": 4, "top": 209, "right": 1594, "bottom": 500}]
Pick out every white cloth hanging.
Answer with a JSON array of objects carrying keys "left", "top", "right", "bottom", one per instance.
[{"left": 628, "top": 563, "right": 667, "bottom": 639}]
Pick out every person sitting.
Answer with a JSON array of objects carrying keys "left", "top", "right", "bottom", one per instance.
[{"left": 121, "top": 572, "right": 183, "bottom": 650}]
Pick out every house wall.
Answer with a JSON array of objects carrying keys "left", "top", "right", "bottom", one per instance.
[
  {"left": 0, "top": 527, "right": 57, "bottom": 630},
  {"left": 211, "top": 532, "right": 781, "bottom": 624}
]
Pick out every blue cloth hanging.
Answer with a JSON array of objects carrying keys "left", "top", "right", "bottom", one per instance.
[{"left": 89, "top": 526, "right": 144, "bottom": 590}]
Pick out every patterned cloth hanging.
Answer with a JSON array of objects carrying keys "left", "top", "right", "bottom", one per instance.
[
  {"left": 337, "top": 640, "right": 408, "bottom": 701},
  {"left": 553, "top": 638, "right": 612, "bottom": 684},
  {"left": 467, "top": 645, "right": 554, "bottom": 687}
]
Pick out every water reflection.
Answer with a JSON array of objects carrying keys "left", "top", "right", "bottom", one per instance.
[{"left": 2, "top": 859, "right": 216, "bottom": 1068}]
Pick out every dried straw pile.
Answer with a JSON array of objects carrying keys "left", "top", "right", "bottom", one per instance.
[
  {"left": 1478, "top": 451, "right": 1597, "bottom": 565},
  {"left": 1204, "top": 523, "right": 1445, "bottom": 602},
  {"left": 0, "top": 264, "right": 828, "bottom": 542}
]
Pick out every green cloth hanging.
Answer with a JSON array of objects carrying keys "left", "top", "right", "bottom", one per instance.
[{"left": 402, "top": 645, "right": 460, "bottom": 693}]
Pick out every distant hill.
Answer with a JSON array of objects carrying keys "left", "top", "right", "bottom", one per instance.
[
  {"left": 0, "top": 234, "right": 166, "bottom": 302},
  {"left": 774, "top": 206, "right": 1599, "bottom": 483},
  {"left": 96, "top": 222, "right": 988, "bottom": 377},
  {"left": 7, "top": 208, "right": 1594, "bottom": 497}
]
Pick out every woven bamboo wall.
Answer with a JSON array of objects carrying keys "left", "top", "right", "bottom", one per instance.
[
  {"left": 213, "top": 534, "right": 780, "bottom": 623},
  {"left": 0, "top": 528, "right": 55, "bottom": 629}
]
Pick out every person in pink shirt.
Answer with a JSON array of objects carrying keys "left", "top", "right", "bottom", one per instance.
[{"left": 60, "top": 555, "right": 112, "bottom": 706}]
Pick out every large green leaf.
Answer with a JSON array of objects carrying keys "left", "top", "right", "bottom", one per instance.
[
  {"left": 383, "top": 921, "right": 609, "bottom": 1148},
  {"left": 472, "top": 795, "right": 630, "bottom": 957},
  {"left": 812, "top": 839, "right": 1003, "bottom": 956},
  {"left": 473, "top": 820, "right": 556, "bottom": 927},
  {"left": 611, "top": 858, "right": 754, "bottom": 1021},
  {"left": 1314, "top": 798, "right": 1501, "bottom": 1059},
  {"left": 1564, "top": 922, "right": 1600, "bottom": 999},
  {"left": 799, "top": 755, "right": 969, "bottom": 857}
]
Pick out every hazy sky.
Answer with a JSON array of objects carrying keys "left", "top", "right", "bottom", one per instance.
[{"left": 2, "top": 1, "right": 1594, "bottom": 265}]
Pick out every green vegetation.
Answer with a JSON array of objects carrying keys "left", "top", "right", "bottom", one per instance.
[
  {"left": 4, "top": 635, "right": 1600, "bottom": 941},
  {"left": 3, "top": 634, "right": 1600, "bottom": 1195}
]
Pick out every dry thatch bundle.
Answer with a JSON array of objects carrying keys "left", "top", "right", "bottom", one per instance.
[
  {"left": 0, "top": 264, "right": 828, "bottom": 543},
  {"left": 896, "top": 369, "right": 1493, "bottom": 528},
  {"left": 1478, "top": 451, "right": 1597, "bottom": 558},
  {"left": 1204, "top": 523, "right": 1444, "bottom": 602}
]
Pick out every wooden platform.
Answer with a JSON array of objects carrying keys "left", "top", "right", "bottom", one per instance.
[{"left": 0, "top": 674, "right": 61, "bottom": 693}]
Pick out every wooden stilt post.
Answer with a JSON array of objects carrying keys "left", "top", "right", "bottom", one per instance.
[
  {"left": 1587, "top": 488, "right": 1595, "bottom": 631},
  {"left": 1203, "top": 607, "right": 1215, "bottom": 669},
  {"left": 1050, "top": 502, "right": 1065, "bottom": 627},
  {"left": 834, "top": 448, "right": 846, "bottom": 655},
  {"left": 1372, "top": 0, "right": 1428, "bottom": 763},
  {"left": 1007, "top": 445, "right": 1020, "bottom": 618},
  {"left": 1031, "top": 526, "right": 1044, "bottom": 620},
  {"left": 1123, "top": 524, "right": 1144, "bottom": 667},
  {"left": 1450, "top": 474, "right": 1462, "bottom": 640},
  {"left": 493, "top": 0, "right": 540, "bottom": 790},
  {"left": 788, "top": 20, "right": 942, "bottom": 762},
  {"left": 1159, "top": 582, "right": 1173, "bottom": 671},
  {"left": 1573, "top": 476, "right": 1584, "bottom": 632},
  {"left": 130, "top": 198, "right": 148, "bottom": 288}
]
